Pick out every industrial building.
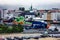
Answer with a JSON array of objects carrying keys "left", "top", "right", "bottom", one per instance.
[
  {"left": 38, "top": 10, "right": 60, "bottom": 21},
  {"left": 0, "top": 8, "right": 60, "bottom": 24}
]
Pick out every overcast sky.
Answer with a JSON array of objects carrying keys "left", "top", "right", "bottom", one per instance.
[{"left": 0, "top": 0, "right": 60, "bottom": 10}]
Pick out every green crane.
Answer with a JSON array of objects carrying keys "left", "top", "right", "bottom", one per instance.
[{"left": 14, "top": 16, "right": 32, "bottom": 25}]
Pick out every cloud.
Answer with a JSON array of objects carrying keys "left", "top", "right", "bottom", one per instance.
[
  {"left": 0, "top": 0, "right": 60, "bottom": 5},
  {"left": 0, "top": 0, "right": 60, "bottom": 9}
]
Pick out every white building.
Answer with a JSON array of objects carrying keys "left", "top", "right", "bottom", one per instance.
[
  {"left": 33, "top": 17, "right": 43, "bottom": 22},
  {"left": 3, "top": 9, "right": 24, "bottom": 20},
  {"left": 25, "top": 11, "right": 35, "bottom": 21},
  {"left": 44, "top": 12, "right": 60, "bottom": 21},
  {"left": 38, "top": 10, "right": 60, "bottom": 21}
]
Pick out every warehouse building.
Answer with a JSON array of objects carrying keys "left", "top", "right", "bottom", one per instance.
[{"left": 38, "top": 10, "right": 60, "bottom": 21}]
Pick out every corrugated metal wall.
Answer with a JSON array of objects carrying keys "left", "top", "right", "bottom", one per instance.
[
  {"left": 44, "top": 13, "right": 47, "bottom": 20},
  {"left": 57, "top": 13, "right": 60, "bottom": 21},
  {"left": 51, "top": 13, "right": 60, "bottom": 20},
  {"left": 47, "top": 13, "right": 51, "bottom": 20},
  {"left": 44, "top": 12, "right": 60, "bottom": 21},
  {"left": 51, "top": 13, "right": 57, "bottom": 20}
]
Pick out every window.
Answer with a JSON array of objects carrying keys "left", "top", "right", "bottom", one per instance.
[{"left": 25, "top": 16, "right": 28, "bottom": 18}]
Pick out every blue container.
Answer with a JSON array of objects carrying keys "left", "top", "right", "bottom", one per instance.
[{"left": 31, "top": 21, "right": 47, "bottom": 29}]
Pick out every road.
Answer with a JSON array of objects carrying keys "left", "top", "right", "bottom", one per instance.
[{"left": 0, "top": 33, "right": 60, "bottom": 40}]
